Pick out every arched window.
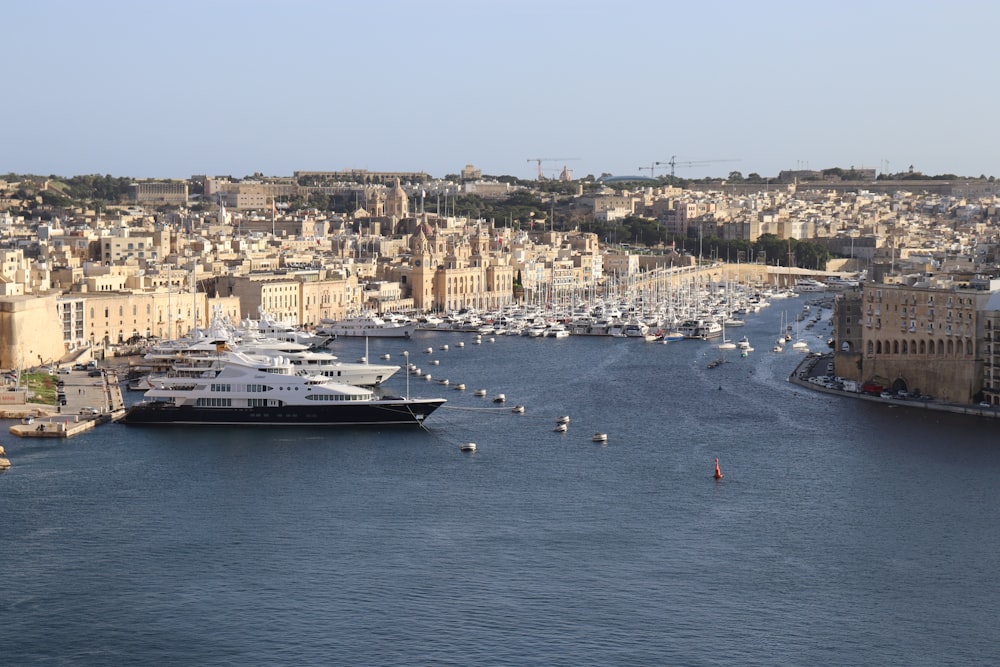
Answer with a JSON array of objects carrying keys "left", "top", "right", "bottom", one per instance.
[
  {"left": 947, "top": 339, "right": 954, "bottom": 355},
  {"left": 893, "top": 340, "right": 899, "bottom": 354},
  {"left": 967, "top": 340, "right": 973, "bottom": 355},
  {"left": 868, "top": 341, "right": 874, "bottom": 354},
  {"left": 876, "top": 340, "right": 882, "bottom": 354},
  {"left": 919, "top": 340, "right": 926, "bottom": 354}
]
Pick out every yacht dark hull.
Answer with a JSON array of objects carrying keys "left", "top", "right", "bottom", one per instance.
[{"left": 121, "top": 398, "right": 446, "bottom": 426}]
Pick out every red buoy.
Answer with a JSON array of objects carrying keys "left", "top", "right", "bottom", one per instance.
[{"left": 713, "top": 457, "right": 723, "bottom": 480}]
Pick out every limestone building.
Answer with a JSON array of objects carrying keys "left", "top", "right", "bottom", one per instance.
[
  {"left": 836, "top": 282, "right": 991, "bottom": 403},
  {"left": 403, "top": 223, "right": 514, "bottom": 313},
  {"left": 0, "top": 294, "right": 66, "bottom": 369}
]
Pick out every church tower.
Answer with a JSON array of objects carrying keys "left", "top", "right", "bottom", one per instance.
[
  {"left": 409, "top": 224, "right": 435, "bottom": 311},
  {"left": 385, "top": 178, "right": 409, "bottom": 219}
]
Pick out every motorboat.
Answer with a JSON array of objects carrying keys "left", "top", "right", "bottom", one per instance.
[
  {"left": 121, "top": 352, "right": 445, "bottom": 427},
  {"left": 460, "top": 442, "right": 477, "bottom": 452},
  {"left": 316, "top": 313, "right": 415, "bottom": 338},
  {"left": 795, "top": 278, "right": 828, "bottom": 292},
  {"left": 592, "top": 433, "right": 608, "bottom": 443}
]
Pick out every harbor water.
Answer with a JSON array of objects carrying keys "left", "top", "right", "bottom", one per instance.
[{"left": 3, "top": 295, "right": 999, "bottom": 665}]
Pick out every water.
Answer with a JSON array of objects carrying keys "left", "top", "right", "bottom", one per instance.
[{"left": 3, "top": 296, "right": 1000, "bottom": 666}]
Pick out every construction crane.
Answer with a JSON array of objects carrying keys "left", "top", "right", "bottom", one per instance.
[
  {"left": 655, "top": 156, "right": 741, "bottom": 180},
  {"left": 527, "top": 157, "right": 579, "bottom": 180},
  {"left": 638, "top": 163, "right": 658, "bottom": 178}
]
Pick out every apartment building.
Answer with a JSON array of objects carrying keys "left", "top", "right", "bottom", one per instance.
[{"left": 840, "top": 282, "right": 991, "bottom": 403}]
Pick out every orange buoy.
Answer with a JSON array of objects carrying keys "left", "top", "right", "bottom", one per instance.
[{"left": 713, "top": 457, "right": 723, "bottom": 480}]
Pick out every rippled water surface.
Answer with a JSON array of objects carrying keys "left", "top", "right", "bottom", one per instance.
[{"left": 3, "top": 296, "right": 1000, "bottom": 665}]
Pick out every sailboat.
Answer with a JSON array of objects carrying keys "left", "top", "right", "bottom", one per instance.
[
  {"left": 773, "top": 311, "right": 786, "bottom": 352},
  {"left": 718, "top": 319, "right": 736, "bottom": 350},
  {"left": 791, "top": 316, "right": 809, "bottom": 351}
]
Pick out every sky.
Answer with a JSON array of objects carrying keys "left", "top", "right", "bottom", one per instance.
[{"left": 6, "top": 0, "right": 999, "bottom": 181}]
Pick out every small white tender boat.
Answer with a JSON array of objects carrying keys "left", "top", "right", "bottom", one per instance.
[
  {"left": 493, "top": 393, "right": 506, "bottom": 403},
  {"left": 592, "top": 433, "right": 608, "bottom": 443},
  {"left": 474, "top": 389, "right": 487, "bottom": 397},
  {"left": 460, "top": 442, "right": 477, "bottom": 452},
  {"left": 454, "top": 383, "right": 466, "bottom": 391},
  {"left": 511, "top": 405, "right": 525, "bottom": 414},
  {"left": 556, "top": 415, "right": 571, "bottom": 425},
  {"left": 553, "top": 423, "right": 568, "bottom": 433}
]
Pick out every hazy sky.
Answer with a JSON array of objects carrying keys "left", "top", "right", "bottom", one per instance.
[{"left": 7, "top": 0, "right": 998, "bottom": 181}]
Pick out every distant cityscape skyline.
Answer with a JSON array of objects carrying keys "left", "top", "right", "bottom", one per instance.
[{"left": 2, "top": 163, "right": 983, "bottom": 184}]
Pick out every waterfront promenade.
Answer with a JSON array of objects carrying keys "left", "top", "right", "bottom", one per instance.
[
  {"left": 6, "top": 367, "right": 125, "bottom": 439},
  {"left": 789, "top": 352, "right": 1000, "bottom": 419}
]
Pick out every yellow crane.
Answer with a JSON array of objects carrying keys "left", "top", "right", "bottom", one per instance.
[
  {"left": 527, "top": 157, "right": 579, "bottom": 180},
  {"left": 655, "top": 156, "right": 741, "bottom": 180}
]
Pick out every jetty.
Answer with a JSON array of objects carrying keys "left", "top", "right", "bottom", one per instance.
[{"left": 7, "top": 366, "right": 126, "bottom": 439}]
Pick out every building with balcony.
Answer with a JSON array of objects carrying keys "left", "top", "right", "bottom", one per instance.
[{"left": 846, "top": 282, "right": 991, "bottom": 403}]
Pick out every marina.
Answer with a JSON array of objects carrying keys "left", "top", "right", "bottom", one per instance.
[{"left": 3, "top": 293, "right": 1000, "bottom": 665}]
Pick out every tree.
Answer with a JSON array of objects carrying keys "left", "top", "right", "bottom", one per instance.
[{"left": 308, "top": 192, "right": 330, "bottom": 210}]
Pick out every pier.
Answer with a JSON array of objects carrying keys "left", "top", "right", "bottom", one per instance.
[{"left": 7, "top": 366, "right": 126, "bottom": 439}]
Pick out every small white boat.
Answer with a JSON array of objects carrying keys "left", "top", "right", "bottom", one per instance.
[
  {"left": 556, "top": 415, "right": 571, "bottom": 425},
  {"left": 453, "top": 383, "right": 466, "bottom": 391},
  {"left": 592, "top": 433, "right": 608, "bottom": 443},
  {"left": 432, "top": 360, "right": 440, "bottom": 366},
  {"left": 493, "top": 393, "right": 506, "bottom": 403},
  {"left": 456, "top": 342, "right": 465, "bottom": 348},
  {"left": 460, "top": 442, "right": 477, "bottom": 452},
  {"left": 511, "top": 405, "right": 525, "bottom": 413},
  {"left": 474, "top": 389, "right": 487, "bottom": 397},
  {"left": 424, "top": 348, "right": 433, "bottom": 354},
  {"left": 553, "top": 423, "right": 568, "bottom": 433},
  {"left": 424, "top": 374, "right": 432, "bottom": 380},
  {"left": 439, "top": 378, "right": 450, "bottom": 385},
  {"left": 440, "top": 344, "right": 449, "bottom": 351},
  {"left": 380, "top": 353, "right": 392, "bottom": 360}
]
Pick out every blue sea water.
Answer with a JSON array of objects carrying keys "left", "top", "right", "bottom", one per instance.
[{"left": 3, "top": 296, "right": 1000, "bottom": 666}]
